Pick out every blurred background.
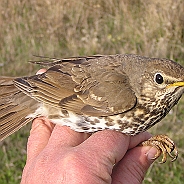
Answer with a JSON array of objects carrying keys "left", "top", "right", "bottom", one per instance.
[{"left": 0, "top": 0, "right": 183, "bottom": 183}]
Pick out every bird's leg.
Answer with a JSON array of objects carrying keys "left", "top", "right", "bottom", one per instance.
[{"left": 140, "top": 135, "right": 178, "bottom": 163}]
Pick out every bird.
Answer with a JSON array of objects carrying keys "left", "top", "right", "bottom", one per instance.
[{"left": 0, "top": 54, "right": 184, "bottom": 163}]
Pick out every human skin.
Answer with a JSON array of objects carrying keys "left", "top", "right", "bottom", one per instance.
[{"left": 20, "top": 69, "right": 158, "bottom": 184}]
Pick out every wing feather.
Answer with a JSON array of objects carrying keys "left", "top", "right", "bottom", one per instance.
[{"left": 13, "top": 55, "right": 137, "bottom": 117}]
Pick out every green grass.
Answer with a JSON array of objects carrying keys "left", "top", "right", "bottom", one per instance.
[
  {"left": 0, "top": 0, "right": 184, "bottom": 183},
  {"left": 0, "top": 129, "right": 29, "bottom": 184}
]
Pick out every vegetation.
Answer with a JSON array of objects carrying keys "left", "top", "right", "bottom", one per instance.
[{"left": 0, "top": 0, "right": 183, "bottom": 183}]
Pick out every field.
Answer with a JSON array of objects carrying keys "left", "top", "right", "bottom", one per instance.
[{"left": 0, "top": 0, "right": 184, "bottom": 183}]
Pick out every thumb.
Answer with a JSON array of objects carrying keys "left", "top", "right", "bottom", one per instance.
[{"left": 112, "top": 146, "right": 157, "bottom": 184}]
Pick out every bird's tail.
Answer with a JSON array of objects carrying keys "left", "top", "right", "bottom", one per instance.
[{"left": 0, "top": 77, "right": 38, "bottom": 141}]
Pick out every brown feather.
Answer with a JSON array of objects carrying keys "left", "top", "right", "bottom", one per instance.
[{"left": 0, "top": 77, "right": 38, "bottom": 141}]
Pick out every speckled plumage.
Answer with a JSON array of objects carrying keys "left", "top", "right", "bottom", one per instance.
[{"left": 1, "top": 54, "right": 184, "bottom": 162}]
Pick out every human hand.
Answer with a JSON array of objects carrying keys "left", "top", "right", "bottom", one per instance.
[{"left": 21, "top": 117, "right": 157, "bottom": 184}]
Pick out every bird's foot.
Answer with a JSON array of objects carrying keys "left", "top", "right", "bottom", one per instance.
[{"left": 140, "top": 134, "right": 178, "bottom": 163}]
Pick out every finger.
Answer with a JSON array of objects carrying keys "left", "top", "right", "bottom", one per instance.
[
  {"left": 79, "top": 131, "right": 151, "bottom": 168},
  {"left": 129, "top": 131, "right": 152, "bottom": 149},
  {"left": 112, "top": 146, "right": 157, "bottom": 184},
  {"left": 79, "top": 130, "right": 130, "bottom": 168},
  {"left": 47, "top": 125, "right": 90, "bottom": 148},
  {"left": 26, "top": 117, "right": 55, "bottom": 162}
]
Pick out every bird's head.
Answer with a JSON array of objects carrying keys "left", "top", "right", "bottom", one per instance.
[{"left": 137, "top": 58, "right": 184, "bottom": 108}]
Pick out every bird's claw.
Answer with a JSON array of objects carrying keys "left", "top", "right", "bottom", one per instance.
[{"left": 140, "top": 134, "right": 178, "bottom": 163}]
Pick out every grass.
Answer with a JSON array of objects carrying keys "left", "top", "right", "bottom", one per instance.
[{"left": 0, "top": 0, "right": 184, "bottom": 183}]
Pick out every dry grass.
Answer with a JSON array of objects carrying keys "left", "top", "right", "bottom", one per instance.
[{"left": 0, "top": 0, "right": 184, "bottom": 183}]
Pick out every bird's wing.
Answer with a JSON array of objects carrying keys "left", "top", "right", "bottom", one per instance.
[
  {"left": 14, "top": 55, "right": 137, "bottom": 116},
  {"left": 0, "top": 77, "right": 37, "bottom": 141},
  {"left": 71, "top": 56, "right": 137, "bottom": 116}
]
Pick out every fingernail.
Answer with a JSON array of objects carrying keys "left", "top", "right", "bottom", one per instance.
[
  {"left": 30, "top": 119, "right": 43, "bottom": 133},
  {"left": 36, "top": 69, "right": 46, "bottom": 75},
  {"left": 31, "top": 118, "right": 55, "bottom": 134},
  {"left": 147, "top": 147, "right": 158, "bottom": 161}
]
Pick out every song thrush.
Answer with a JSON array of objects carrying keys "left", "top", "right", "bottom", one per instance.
[{"left": 1, "top": 54, "right": 184, "bottom": 163}]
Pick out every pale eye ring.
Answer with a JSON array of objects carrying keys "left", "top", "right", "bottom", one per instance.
[{"left": 154, "top": 73, "right": 164, "bottom": 84}]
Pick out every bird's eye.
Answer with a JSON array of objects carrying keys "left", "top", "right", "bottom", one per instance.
[{"left": 154, "top": 73, "right": 164, "bottom": 84}]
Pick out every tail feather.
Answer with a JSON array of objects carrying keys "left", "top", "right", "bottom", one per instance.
[{"left": 0, "top": 77, "right": 38, "bottom": 141}]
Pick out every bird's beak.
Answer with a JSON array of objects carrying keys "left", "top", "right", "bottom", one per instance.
[{"left": 167, "top": 81, "right": 184, "bottom": 88}]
